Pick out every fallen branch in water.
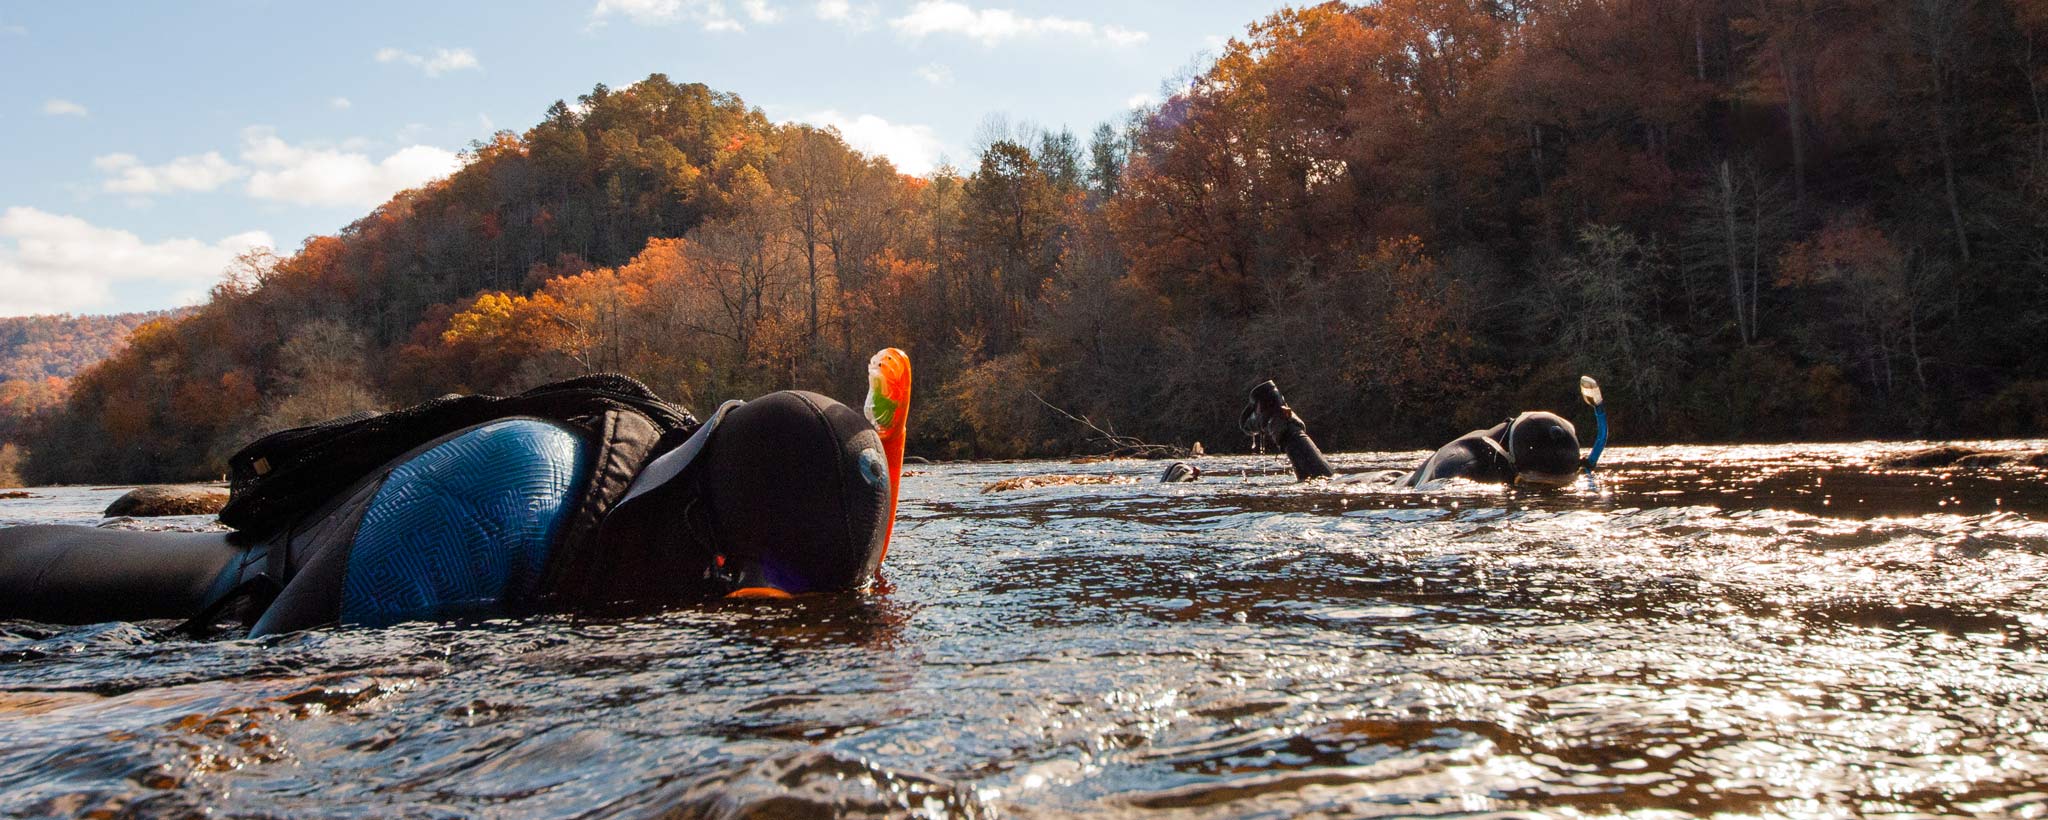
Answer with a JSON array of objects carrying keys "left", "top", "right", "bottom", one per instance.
[{"left": 1025, "top": 390, "right": 1188, "bottom": 460}]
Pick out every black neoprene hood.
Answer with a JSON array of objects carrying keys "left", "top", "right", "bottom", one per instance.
[
  {"left": 701, "top": 390, "right": 890, "bottom": 594},
  {"left": 1508, "top": 411, "right": 1581, "bottom": 480}
]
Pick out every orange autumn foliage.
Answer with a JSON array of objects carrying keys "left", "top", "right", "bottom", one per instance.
[{"left": 29, "top": 2, "right": 2048, "bottom": 482}]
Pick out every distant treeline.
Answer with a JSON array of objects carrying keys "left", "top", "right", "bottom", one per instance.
[
  {"left": 23, "top": 0, "right": 2048, "bottom": 483},
  {"left": 0, "top": 310, "right": 186, "bottom": 381},
  {"left": 0, "top": 309, "right": 188, "bottom": 441}
]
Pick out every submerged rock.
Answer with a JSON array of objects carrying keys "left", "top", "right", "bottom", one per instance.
[
  {"left": 1882, "top": 446, "right": 2048, "bottom": 469},
  {"left": 1882, "top": 446, "right": 1987, "bottom": 468},
  {"left": 103, "top": 485, "right": 229, "bottom": 518},
  {"left": 981, "top": 474, "right": 1137, "bottom": 493}
]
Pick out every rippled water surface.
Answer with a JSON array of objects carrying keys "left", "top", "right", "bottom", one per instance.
[{"left": 5, "top": 441, "right": 2048, "bottom": 818}]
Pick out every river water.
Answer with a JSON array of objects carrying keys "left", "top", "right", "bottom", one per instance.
[{"left": 3, "top": 441, "right": 2048, "bottom": 818}]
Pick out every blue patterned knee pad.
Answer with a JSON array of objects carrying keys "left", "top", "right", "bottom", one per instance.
[{"left": 340, "top": 418, "right": 591, "bottom": 627}]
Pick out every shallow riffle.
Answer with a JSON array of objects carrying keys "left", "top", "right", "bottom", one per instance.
[{"left": 4, "top": 441, "right": 2048, "bottom": 818}]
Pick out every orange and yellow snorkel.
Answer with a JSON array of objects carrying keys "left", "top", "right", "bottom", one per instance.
[{"left": 864, "top": 348, "right": 912, "bottom": 565}]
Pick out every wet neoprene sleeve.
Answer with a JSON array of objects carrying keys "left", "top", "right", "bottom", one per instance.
[
  {"left": 0, "top": 526, "right": 244, "bottom": 624},
  {"left": 1272, "top": 416, "right": 1336, "bottom": 481},
  {"left": 1402, "top": 423, "right": 1515, "bottom": 487}
]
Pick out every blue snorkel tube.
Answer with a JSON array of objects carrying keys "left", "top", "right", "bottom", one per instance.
[{"left": 1579, "top": 375, "right": 1607, "bottom": 472}]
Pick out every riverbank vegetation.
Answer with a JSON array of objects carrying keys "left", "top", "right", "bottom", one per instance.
[{"left": 20, "top": 0, "right": 2048, "bottom": 482}]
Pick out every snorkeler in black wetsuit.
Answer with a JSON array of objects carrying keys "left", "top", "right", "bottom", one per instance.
[
  {"left": 1159, "top": 380, "right": 1332, "bottom": 483},
  {"left": 0, "top": 380, "right": 898, "bottom": 635},
  {"left": 1398, "top": 411, "right": 1581, "bottom": 488},
  {"left": 1240, "top": 380, "right": 1337, "bottom": 480},
  {"left": 1230, "top": 379, "right": 1596, "bottom": 488}
]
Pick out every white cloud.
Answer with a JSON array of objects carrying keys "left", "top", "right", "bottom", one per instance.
[
  {"left": 592, "top": 0, "right": 684, "bottom": 24},
  {"left": 0, "top": 207, "right": 272, "bottom": 315},
  {"left": 330, "top": 97, "right": 352, "bottom": 110},
  {"left": 81, "top": 128, "right": 459, "bottom": 207},
  {"left": 915, "top": 63, "right": 953, "bottom": 86},
  {"left": 374, "top": 47, "right": 481, "bottom": 77},
  {"left": 888, "top": 1, "right": 1146, "bottom": 47},
  {"left": 1101, "top": 25, "right": 1147, "bottom": 48},
  {"left": 1126, "top": 92, "right": 1158, "bottom": 109},
  {"left": 93, "top": 152, "right": 247, "bottom": 195},
  {"left": 42, "top": 99, "right": 87, "bottom": 117},
  {"left": 813, "top": 0, "right": 876, "bottom": 28},
  {"left": 797, "top": 111, "right": 945, "bottom": 176},
  {"left": 2, "top": 21, "right": 25, "bottom": 36},
  {"left": 590, "top": 0, "right": 754, "bottom": 32},
  {"left": 239, "top": 127, "right": 464, "bottom": 208}
]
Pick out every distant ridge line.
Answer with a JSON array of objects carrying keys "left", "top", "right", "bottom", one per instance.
[{"left": 0, "top": 307, "right": 197, "bottom": 383}]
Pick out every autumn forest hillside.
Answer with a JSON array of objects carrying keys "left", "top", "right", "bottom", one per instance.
[
  {"left": 0, "top": 311, "right": 187, "bottom": 443},
  {"left": 22, "top": 0, "right": 2048, "bottom": 483}
]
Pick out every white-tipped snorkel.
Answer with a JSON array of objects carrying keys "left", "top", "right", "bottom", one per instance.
[{"left": 1580, "top": 375, "right": 1607, "bottom": 473}]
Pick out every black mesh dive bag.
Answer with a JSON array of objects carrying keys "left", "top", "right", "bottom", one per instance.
[{"left": 219, "top": 374, "right": 698, "bottom": 537}]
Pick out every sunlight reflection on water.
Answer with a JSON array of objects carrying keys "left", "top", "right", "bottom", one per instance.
[{"left": 2, "top": 440, "right": 2047, "bottom": 817}]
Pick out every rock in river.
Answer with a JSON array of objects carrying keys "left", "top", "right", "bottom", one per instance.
[
  {"left": 1880, "top": 445, "right": 2048, "bottom": 469},
  {"left": 103, "top": 485, "right": 229, "bottom": 518}
]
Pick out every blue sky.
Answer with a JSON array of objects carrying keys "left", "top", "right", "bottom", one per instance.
[{"left": 0, "top": 0, "right": 1287, "bottom": 317}]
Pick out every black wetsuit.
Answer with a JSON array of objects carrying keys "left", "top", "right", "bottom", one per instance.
[
  {"left": 1239, "top": 382, "right": 1580, "bottom": 486},
  {"left": 1400, "top": 411, "right": 1582, "bottom": 487},
  {"left": 0, "top": 381, "right": 892, "bottom": 635},
  {"left": 1400, "top": 422, "right": 1517, "bottom": 487},
  {"left": 1, "top": 415, "right": 675, "bottom": 635},
  {"left": 1242, "top": 381, "right": 1336, "bottom": 481},
  {"left": 0, "top": 527, "right": 247, "bottom": 626}
]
